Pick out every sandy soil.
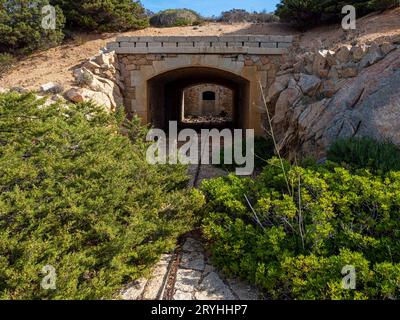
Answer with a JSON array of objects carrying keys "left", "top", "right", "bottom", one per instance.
[{"left": 0, "top": 8, "right": 399, "bottom": 91}]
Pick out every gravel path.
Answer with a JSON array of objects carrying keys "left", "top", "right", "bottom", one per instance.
[
  {"left": 121, "top": 236, "right": 260, "bottom": 300},
  {"left": 120, "top": 137, "right": 260, "bottom": 300}
]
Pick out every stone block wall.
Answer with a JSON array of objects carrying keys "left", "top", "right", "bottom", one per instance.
[
  {"left": 107, "top": 36, "right": 293, "bottom": 55},
  {"left": 183, "top": 84, "right": 233, "bottom": 117}
]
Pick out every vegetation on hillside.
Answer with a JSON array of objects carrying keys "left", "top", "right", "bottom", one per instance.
[
  {"left": 219, "top": 9, "right": 279, "bottom": 23},
  {"left": 201, "top": 154, "right": 400, "bottom": 299},
  {"left": 328, "top": 137, "right": 400, "bottom": 174},
  {"left": 0, "top": 92, "right": 203, "bottom": 299},
  {"left": 0, "top": 0, "right": 148, "bottom": 55},
  {"left": 275, "top": 0, "right": 398, "bottom": 29},
  {"left": 51, "top": 0, "right": 149, "bottom": 32},
  {"left": 0, "top": 0, "right": 65, "bottom": 54},
  {"left": 149, "top": 9, "right": 202, "bottom": 27}
]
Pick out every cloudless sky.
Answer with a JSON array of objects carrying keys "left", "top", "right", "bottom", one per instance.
[{"left": 141, "top": 0, "right": 281, "bottom": 17}]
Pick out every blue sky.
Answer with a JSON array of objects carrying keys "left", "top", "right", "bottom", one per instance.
[{"left": 141, "top": 0, "right": 281, "bottom": 17}]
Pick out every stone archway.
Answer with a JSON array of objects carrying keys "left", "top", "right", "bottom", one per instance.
[
  {"left": 147, "top": 66, "right": 249, "bottom": 131},
  {"left": 109, "top": 35, "right": 293, "bottom": 135}
]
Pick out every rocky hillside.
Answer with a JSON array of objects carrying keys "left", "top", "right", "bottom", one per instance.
[{"left": 267, "top": 8, "right": 400, "bottom": 159}]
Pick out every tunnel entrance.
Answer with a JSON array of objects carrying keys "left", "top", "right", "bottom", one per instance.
[
  {"left": 147, "top": 67, "right": 250, "bottom": 133},
  {"left": 182, "top": 84, "right": 234, "bottom": 128}
]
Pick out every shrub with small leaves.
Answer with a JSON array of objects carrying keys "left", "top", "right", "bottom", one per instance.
[
  {"left": 0, "top": 92, "right": 204, "bottom": 299},
  {"left": 0, "top": 0, "right": 65, "bottom": 54},
  {"left": 201, "top": 158, "right": 400, "bottom": 299}
]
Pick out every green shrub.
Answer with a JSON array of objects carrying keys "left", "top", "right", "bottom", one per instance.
[
  {"left": 0, "top": 0, "right": 65, "bottom": 54},
  {"left": 217, "top": 136, "right": 274, "bottom": 172},
  {"left": 51, "top": 0, "right": 149, "bottom": 32},
  {"left": 150, "top": 9, "right": 202, "bottom": 27},
  {"left": 275, "top": 0, "right": 398, "bottom": 29},
  {"left": 201, "top": 158, "right": 400, "bottom": 299},
  {"left": 327, "top": 137, "right": 400, "bottom": 173},
  {"left": 0, "top": 92, "right": 204, "bottom": 299},
  {"left": 219, "top": 9, "right": 279, "bottom": 23}
]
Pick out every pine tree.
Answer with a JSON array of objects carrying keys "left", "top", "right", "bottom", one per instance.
[
  {"left": 51, "top": 0, "right": 149, "bottom": 32},
  {"left": 0, "top": 0, "right": 65, "bottom": 54}
]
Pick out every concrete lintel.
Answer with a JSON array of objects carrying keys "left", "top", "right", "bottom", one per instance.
[
  {"left": 114, "top": 42, "right": 290, "bottom": 55},
  {"left": 247, "top": 47, "right": 287, "bottom": 55},
  {"left": 116, "top": 36, "right": 132, "bottom": 42},
  {"left": 115, "top": 47, "right": 149, "bottom": 54},
  {"left": 135, "top": 36, "right": 155, "bottom": 43}
]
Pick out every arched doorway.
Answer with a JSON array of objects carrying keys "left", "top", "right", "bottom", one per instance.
[
  {"left": 182, "top": 84, "right": 234, "bottom": 128},
  {"left": 147, "top": 67, "right": 250, "bottom": 133}
]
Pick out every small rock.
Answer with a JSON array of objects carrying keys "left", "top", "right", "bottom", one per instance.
[
  {"left": 335, "top": 46, "right": 351, "bottom": 63},
  {"left": 173, "top": 290, "right": 193, "bottom": 300},
  {"left": 322, "top": 80, "right": 336, "bottom": 98},
  {"left": 95, "top": 52, "right": 115, "bottom": 67},
  {"left": 351, "top": 44, "right": 369, "bottom": 62},
  {"left": 180, "top": 251, "right": 205, "bottom": 271},
  {"left": 65, "top": 87, "right": 113, "bottom": 111},
  {"left": 274, "top": 85, "right": 302, "bottom": 123},
  {"left": 174, "top": 269, "right": 202, "bottom": 293},
  {"left": 324, "top": 50, "right": 337, "bottom": 67},
  {"left": 73, "top": 67, "right": 94, "bottom": 86},
  {"left": 40, "top": 82, "right": 63, "bottom": 94},
  {"left": 0, "top": 87, "right": 7, "bottom": 94},
  {"left": 358, "top": 46, "right": 384, "bottom": 70},
  {"left": 339, "top": 63, "right": 358, "bottom": 78},
  {"left": 298, "top": 73, "right": 321, "bottom": 96},
  {"left": 380, "top": 42, "right": 396, "bottom": 56},
  {"left": 182, "top": 238, "right": 203, "bottom": 252},
  {"left": 195, "top": 272, "right": 235, "bottom": 300},
  {"left": 328, "top": 66, "right": 339, "bottom": 81},
  {"left": 266, "top": 74, "right": 291, "bottom": 103},
  {"left": 227, "top": 279, "right": 260, "bottom": 300},
  {"left": 121, "top": 278, "right": 147, "bottom": 300},
  {"left": 83, "top": 60, "right": 101, "bottom": 74},
  {"left": 312, "top": 50, "right": 327, "bottom": 76}
]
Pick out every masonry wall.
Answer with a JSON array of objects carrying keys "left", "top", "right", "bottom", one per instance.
[
  {"left": 116, "top": 52, "right": 285, "bottom": 134},
  {"left": 183, "top": 85, "right": 233, "bottom": 117}
]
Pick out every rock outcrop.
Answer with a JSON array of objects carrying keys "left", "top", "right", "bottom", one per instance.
[
  {"left": 266, "top": 40, "right": 400, "bottom": 160},
  {"left": 65, "top": 51, "right": 123, "bottom": 112}
]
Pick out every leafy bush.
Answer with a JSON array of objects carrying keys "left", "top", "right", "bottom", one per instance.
[
  {"left": 0, "top": 92, "right": 204, "bottom": 299},
  {"left": 218, "top": 136, "right": 274, "bottom": 172},
  {"left": 219, "top": 9, "right": 279, "bottom": 23},
  {"left": 150, "top": 9, "right": 202, "bottom": 27},
  {"left": 275, "top": 0, "right": 398, "bottom": 29},
  {"left": 327, "top": 137, "right": 400, "bottom": 173},
  {"left": 0, "top": 0, "right": 65, "bottom": 54},
  {"left": 201, "top": 158, "right": 400, "bottom": 299},
  {"left": 51, "top": 0, "right": 149, "bottom": 32}
]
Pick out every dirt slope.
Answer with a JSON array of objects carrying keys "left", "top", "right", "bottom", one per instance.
[{"left": 0, "top": 8, "right": 399, "bottom": 91}]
